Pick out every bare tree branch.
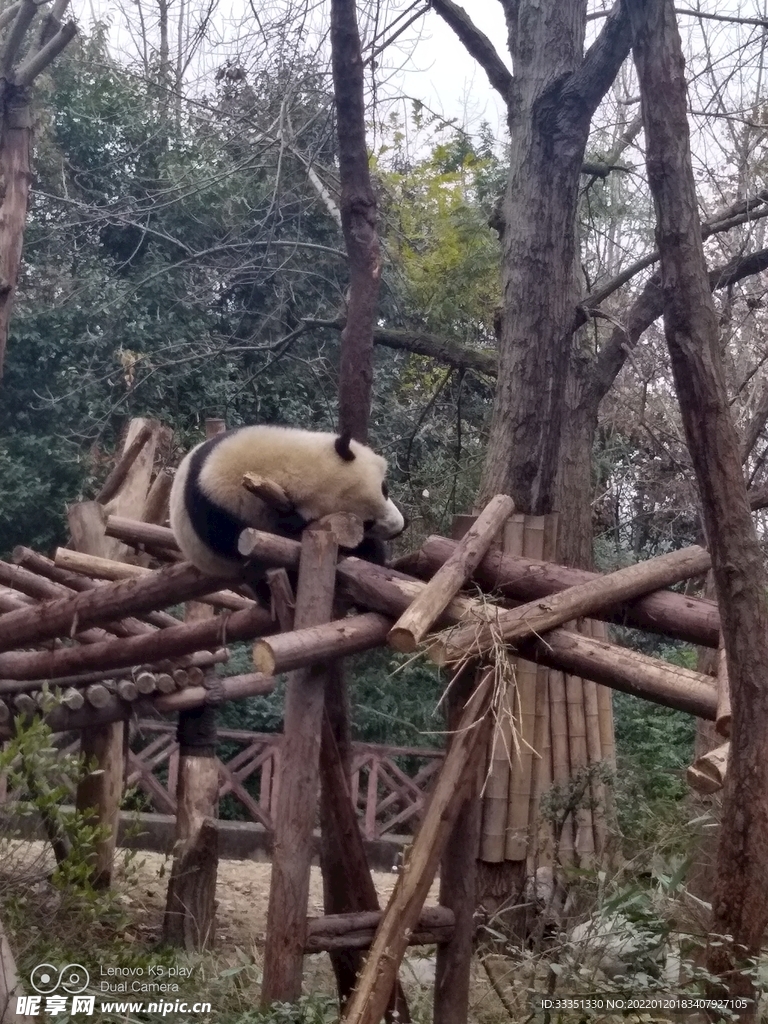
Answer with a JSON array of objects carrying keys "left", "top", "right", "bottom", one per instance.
[
  {"left": 741, "top": 384, "right": 768, "bottom": 463},
  {"left": 584, "top": 190, "right": 768, "bottom": 310},
  {"left": 15, "top": 21, "right": 77, "bottom": 87},
  {"left": 588, "top": 247, "right": 768, "bottom": 408},
  {"left": 569, "top": 1, "right": 632, "bottom": 118},
  {"left": 429, "top": 0, "right": 512, "bottom": 100}
]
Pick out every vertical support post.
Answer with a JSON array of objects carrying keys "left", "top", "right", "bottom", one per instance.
[
  {"left": 73, "top": 417, "right": 158, "bottom": 887},
  {"left": 433, "top": 665, "right": 483, "bottom": 1024},
  {"left": 320, "top": 667, "right": 411, "bottom": 1020},
  {"left": 163, "top": 416, "right": 223, "bottom": 949},
  {"left": 261, "top": 524, "right": 339, "bottom": 1006}
]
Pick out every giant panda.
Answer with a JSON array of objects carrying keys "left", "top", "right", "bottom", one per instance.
[{"left": 169, "top": 424, "right": 405, "bottom": 580}]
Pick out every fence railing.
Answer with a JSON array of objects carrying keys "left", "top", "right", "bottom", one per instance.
[{"left": 45, "top": 722, "right": 442, "bottom": 841}]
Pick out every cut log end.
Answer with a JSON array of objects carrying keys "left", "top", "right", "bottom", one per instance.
[
  {"left": 252, "top": 643, "right": 276, "bottom": 676},
  {"left": 387, "top": 625, "right": 419, "bottom": 654}
]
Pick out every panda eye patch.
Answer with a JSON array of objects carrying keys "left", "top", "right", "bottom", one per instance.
[{"left": 381, "top": 481, "right": 389, "bottom": 500}]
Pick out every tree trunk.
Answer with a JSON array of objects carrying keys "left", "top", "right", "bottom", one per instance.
[
  {"left": 477, "top": 4, "right": 631, "bottom": 515},
  {"left": 630, "top": 0, "right": 768, "bottom": 1010},
  {"left": 331, "top": 0, "right": 380, "bottom": 444}
]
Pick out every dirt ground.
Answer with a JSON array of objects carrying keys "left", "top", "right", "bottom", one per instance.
[{"left": 117, "top": 847, "right": 441, "bottom": 952}]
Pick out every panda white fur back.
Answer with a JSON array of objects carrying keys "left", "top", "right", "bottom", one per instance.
[{"left": 169, "top": 425, "right": 405, "bottom": 578}]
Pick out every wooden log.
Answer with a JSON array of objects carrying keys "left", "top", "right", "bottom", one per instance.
[
  {"left": 141, "top": 467, "right": 174, "bottom": 526},
  {"left": 409, "top": 535, "right": 721, "bottom": 647},
  {"left": 77, "top": 719, "right": 124, "bottom": 887},
  {"left": 433, "top": 545, "right": 713, "bottom": 666},
  {"left": 687, "top": 742, "right": 729, "bottom": 794},
  {"left": 74, "top": 420, "right": 159, "bottom": 890},
  {"left": 254, "top": 613, "right": 390, "bottom": 675},
  {"left": 160, "top": 671, "right": 180, "bottom": 691},
  {"left": 85, "top": 684, "right": 111, "bottom": 709},
  {"left": 155, "top": 672, "right": 274, "bottom": 713},
  {"left": 186, "top": 666, "right": 204, "bottom": 687},
  {"left": 53, "top": 549, "right": 250, "bottom": 611},
  {"left": 388, "top": 494, "right": 515, "bottom": 653},
  {"left": 0, "top": 653, "right": 223, "bottom": 693},
  {"left": 261, "top": 525, "right": 339, "bottom": 1007},
  {"left": 116, "top": 679, "right": 138, "bottom": 702},
  {"left": 61, "top": 688, "right": 84, "bottom": 711},
  {"left": 0, "top": 671, "right": 273, "bottom": 736},
  {"left": 11, "top": 547, "right": 181, "bottom": 631},
  {"left": 163, "top": 816, "right": 218, "bottom": 950},
  {"left": 0, "top": 560, "right": 145, "bottom": 644},
  {"left": 343, "top": 672, "right": 493, "bottom": 1024},
  {"left": 13, "top": 694, "right": 35, "bottom": 716},
  {"left": 171, "top": 669, "right": 188, "bottom": 687},
  {"left": 0, "top": 598, "right": 270, "bottom": 680},
  {"left": 266, "top": 568, "right": 295, "bottom": 631},
  {"left": 242, "top": 472, "right": 294, "bottom": 513},
  {"left": 517, "top": 628, "right": 717, "bottom": 719},
  {"left": 256, "top": 598, "right": 717, "bottom": 720},
  {"left": 134, "top": 672, "right": 157, "bottom": 695},
  {"left": 164, "top": 417, "right": 223, "bottom": 953},
  {"left": 95, "top": 423, "right": 154, "bottom": 504},
  {"left": 105, "top": 515, "right": 179, "bottom": 551},
  {"left": 304, "top": 906, "right": 455, "bottom": 953},
  {"left": 434, "top": 666, "right": 484, "bottom": 1024},
  {"left": 319, "top": 696, "right": 410, "bottom": 1019},
  {"left": 716, "top": 639, "right": 731, "bottom": 738},
  {"left": 0, "top": 560, "right": 235, "bottom": 653}
]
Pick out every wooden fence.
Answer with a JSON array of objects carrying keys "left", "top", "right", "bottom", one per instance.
[{"left": 51, "top": 721, "right": 444, "bottom": 841}]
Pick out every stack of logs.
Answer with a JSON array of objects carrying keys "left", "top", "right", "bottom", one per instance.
[
  {"left": 0, "top": 501, "right": 725, "bottom": 751},
  {"left": 0, "top": 418, "right": 736, "bottom": 1024}
]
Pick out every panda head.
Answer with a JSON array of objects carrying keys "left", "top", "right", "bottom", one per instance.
[{"left": 293, "top": 430, "right": 405, "bottom": 542}]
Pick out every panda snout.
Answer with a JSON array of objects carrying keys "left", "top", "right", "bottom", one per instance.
[{"left": 368, "top": 501, "right": 406, "bottom": 540}]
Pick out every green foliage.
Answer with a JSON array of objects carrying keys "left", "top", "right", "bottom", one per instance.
[
  {"left": 240, "top": 996, "right": 339, "bottom": 1024},
  {"left": 613, "top": 688, "right": 696, "bottom": 846}
]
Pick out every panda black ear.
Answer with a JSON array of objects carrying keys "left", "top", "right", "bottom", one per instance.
[{"left": 334, "top": 431, "right": 356, "bottom": 462}]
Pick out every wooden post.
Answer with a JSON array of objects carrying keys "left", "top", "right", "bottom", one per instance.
[
  {"left": 433, "top": 665, "right": 484, "bottom": 1024},
  {"left": 319, "top": 681, "right": 411, "bottom": 1021},
  {"left": 162, "top": 604, "right": 220, "bottom": 949},
  {"left": 261, "top": 524, "right": 340, "bottom": 1006},
  {"left": 163, "top": 417, "right": 221, "bottom": 950},
  {"left": 74, "top": 418, "right": 158, "bottom": 887},
  {"left": 343, "top": 672, "right": 493, "bottom": 1024}
]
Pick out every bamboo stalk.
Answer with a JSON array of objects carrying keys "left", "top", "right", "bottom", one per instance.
[
  {"left": 566, "top": 671, "right": 594, "bottom": 866},
  {"left": 388, "top": 494, "right": 514, "bottom": 652},
  {"left": 504, "top": 658, "right": 537, "bottom": 861},
  {"left": 716, "top": 638, "right": 731, "bottom": 738},
  {"left": 548, "top": 669, "right": 573, "bottom": 864},
  {"left": 528, "top": 665, "right": 553, "bottom": 867}
]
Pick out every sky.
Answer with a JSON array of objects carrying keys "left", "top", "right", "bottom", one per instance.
[
  {"left": 393, "top": 3, "right": 509, "bottom": 137},
  {"left": 68, "top": 0, "right": 511, "bottom": 139}
]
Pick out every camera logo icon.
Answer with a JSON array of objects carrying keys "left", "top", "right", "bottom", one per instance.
[{"left": 29, "top": 963, "right": 90, "bottom": 995}]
